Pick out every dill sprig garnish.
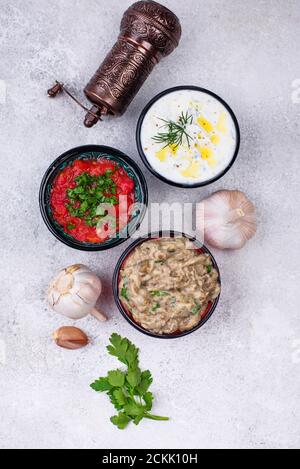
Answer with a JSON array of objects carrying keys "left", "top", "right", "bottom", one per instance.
[{"left": 152, "top": 111, "right": 193, "bottom": 149}]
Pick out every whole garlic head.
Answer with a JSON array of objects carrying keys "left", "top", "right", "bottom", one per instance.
[
  {"left": 202, "top": 190, "right": 257, "bottom": 250},
  {"left": 47, "top": 264, "right": 106, "bottom": 321}
]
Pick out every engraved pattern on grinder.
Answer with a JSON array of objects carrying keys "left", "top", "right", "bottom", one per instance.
[
  {"left": 83, "top": 1, "right": 181, "bottom": 127},
  {"left": 86, "top": 41, "right": 155, "bottom": 109},
  {"left": 120, "top": 0, "right": 181, "bottom": 55},
  {"left": 120, "top": 15, "right": 169, "bottom": 54},
  {"left": 131, "top": 1, "right": 180, "bottom": 34}
]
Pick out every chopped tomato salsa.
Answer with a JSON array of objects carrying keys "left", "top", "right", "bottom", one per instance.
[{"left": 50, "top": 158, "right": 135, "bottom": 243}]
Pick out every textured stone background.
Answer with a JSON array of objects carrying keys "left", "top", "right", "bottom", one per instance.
[{"left": 0, "top": 0, "right": 299, "bottom": 449}]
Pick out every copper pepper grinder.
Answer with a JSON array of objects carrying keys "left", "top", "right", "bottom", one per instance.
[{"left": 48, "top": 1, "right": 181, "bottom": 128}]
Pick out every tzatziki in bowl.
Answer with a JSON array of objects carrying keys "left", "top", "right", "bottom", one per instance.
[{"left": 136, "top": 86, "right": 240, "bottom": 188}]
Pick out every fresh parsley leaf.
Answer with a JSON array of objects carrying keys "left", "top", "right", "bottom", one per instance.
[
  {"left": 143, "top": 392, "right": 153, "bottom": 411},
  {"left": 80, "top": 200, "right": 89, "bottom": 212},
  {"left": 152, "top": 302, "right": 160, "bottom": 312},
  {"left": 123, "top": 401, "right": 144, "bottom": 417},
  {"left": 150, "top": 290, "right": 169, "bottom": 297},
  {"left": 67, "top": 222, "right": 76, "bottom": 230},
  {"left": 125, "top": 343, "right": 139, "bottom": 370},
  {"left": 90, "top": 334, "right": 169, "bottom": 429},
  {"left": 107, "top": 370, "right": 125, "bottom": 387},
  {"left": 126, "top": 368, "right": 141, "bottom": 388},
  {"left": 66, "top": 171, "right": 118, "bottom": 227},
  {"left": 121, "top": 285, "right": 129, "bottom": 301},
  {"left": 207, "top": 265, "right": 212, "bottom": 273},
  {"left": 108, "top": 390, "right": 124, "bottom": 411},
  {"left": 191, "top": 303, "right": 202, "bottom": 315},
  {"left": 112, "top": 389, "right": 127, "bottom": 407},
  {"left": 106, "top": 195, "right": 118, "bottom": 205},
  {"left": 90, "top": 377, "right": 112, "bottom": 392},
  {"left": 110, "top": 413, "right": 131, "bottom": 430},
  {"left": 107, "top": 334, "right": 138, "bottom": 369},
  {"left": 133, "top": 415, "right": 144, "bottom": 426},
  {"left": 136, "top": 370, "right": 153, "bottom": 395}
]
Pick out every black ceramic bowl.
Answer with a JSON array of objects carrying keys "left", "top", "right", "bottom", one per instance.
[
  {"left": 112, "top": 231, "right": 221, "bottom": 339},
  {"left": 136, "top": 85, "right": 240, "bottom": 188},
  {"left": 39, "top": 145, "right": 148, "bottom": 251}
]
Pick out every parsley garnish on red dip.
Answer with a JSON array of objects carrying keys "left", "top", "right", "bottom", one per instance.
[{"left": 50, "top": 159, "right": 135, "bottom": 243}]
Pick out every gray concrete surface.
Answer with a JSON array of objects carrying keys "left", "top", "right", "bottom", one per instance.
[{"left": 0, "top": 0, "right": 299, "bottom": 449}]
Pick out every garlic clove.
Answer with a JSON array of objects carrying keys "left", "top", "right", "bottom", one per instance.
[
  {"left": 51, "top": 267, "right": 76, "bottom": 293},
  {"left": 74, "top": 282, "right": 101, "bottom": 305},
  {"left": 52, "top": 293, "right": 89, "bottom": 319},
  {"left": 53, "top": 326, "right": 88, "bottom": 350}
]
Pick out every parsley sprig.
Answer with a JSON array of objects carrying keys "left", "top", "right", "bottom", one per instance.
[
  {"left": 121, "top": 285, "right": 129, "bottom": 301},
  {"left": 191, "top": 303, "right": 202, "bottom": 315},
  {"left": 150, "top": 290, "right": 169, "bottom": 297},
  {"left": 90, "top": 333, "right": 169, "bottom": 429},
  {"left": 66, "top": 171, "right": 118, "bottom": 227}
]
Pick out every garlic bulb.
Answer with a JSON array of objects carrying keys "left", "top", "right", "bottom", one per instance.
[
  {"left": 47, "top": 264, "right": 107, "bottom": 321},
  {"left": 202, "top": 190, "right": 257, "bottom": 250}
]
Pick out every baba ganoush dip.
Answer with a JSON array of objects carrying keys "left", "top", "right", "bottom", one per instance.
[
  {"left": 140, "top": 88, "right": 238, "bottom": 185},
  {"left": 118, "top": 237, "right": 220, "bottom": 335}
]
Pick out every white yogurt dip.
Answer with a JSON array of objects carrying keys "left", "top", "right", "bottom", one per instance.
[{"left": 140, "top": 88, "right": 238, "bottom": 185}]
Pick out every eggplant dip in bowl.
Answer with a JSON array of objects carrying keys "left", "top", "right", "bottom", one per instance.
[{"left": 113, "top": 234, "right": 221, "bottom": 338}]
